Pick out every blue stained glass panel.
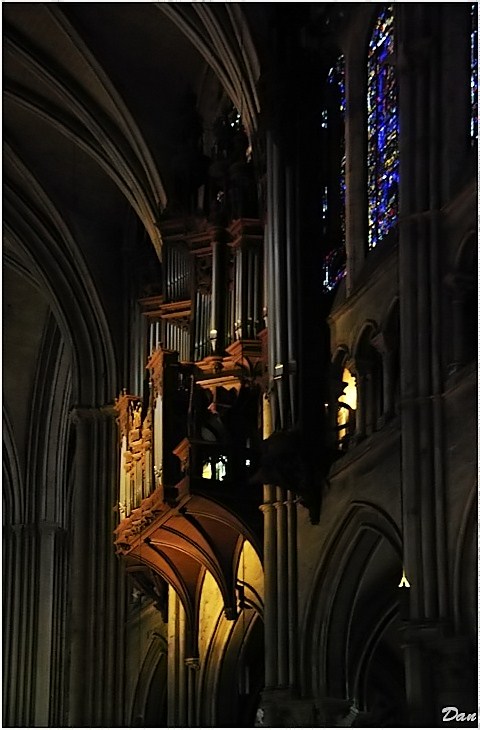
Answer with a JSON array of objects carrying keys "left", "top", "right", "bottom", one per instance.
[
  {"left": 471, "top": 3, "right": 478, "bottom": 141},
  {"left": 367, "top": 6, "right": 399, "bottom": 249},
  {"left": 322, "top": 55, "right": 347, "bottom": 291}
]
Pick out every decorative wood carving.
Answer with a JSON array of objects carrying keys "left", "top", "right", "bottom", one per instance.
[
  {"left": 114, "top": 392, "right": 142, "bottom": 442},
  {"left": 173, "top": 437, "right": 190, "bottom": 473},
  {"left": 195, "top": 252, "right": 213, "bottom": 295},
  {"left": 147, "top": 346, "right": 178, "bottom": 398},
  {"left": 115, "top": 391, "right": 155, "bottom": 518},
  {"left": 159, "top": 299, "right": 191, "bottom": 330},
  {"left": 114, "top": 485, "right": 168, "bottom": 553}
]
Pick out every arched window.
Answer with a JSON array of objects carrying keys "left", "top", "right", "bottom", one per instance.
[
  {"left": 471, "top": 3, "right": 478, "bottom": 142},
  {"left": 322, "top": 55, "right": 347, "bottom": 291},
  {"left": 355, "top": 325, "right": 384, "bottom": 438},
  {"left": 367, "top": 6, "right": 399, "bottom": 249}
]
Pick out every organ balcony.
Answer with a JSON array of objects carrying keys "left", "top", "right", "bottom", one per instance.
[{"left": 114, "top": 217, "right": 266, "bottom": 657}]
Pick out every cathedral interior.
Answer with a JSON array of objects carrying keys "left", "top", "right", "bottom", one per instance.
[{"left": 2, "top": 3, "right": 478, "bottom": 728}]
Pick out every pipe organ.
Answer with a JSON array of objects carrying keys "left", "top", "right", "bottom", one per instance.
[{"left": 114, "top": 217, "right": 266, "bottom": 670}]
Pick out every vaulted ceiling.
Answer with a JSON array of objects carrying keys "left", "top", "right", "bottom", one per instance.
[
  {"left": 3, "top": 3, "right": 261, "bottom": 255},
  {"left": 3, "top": 4, "right": 264, "bottom": 468}
]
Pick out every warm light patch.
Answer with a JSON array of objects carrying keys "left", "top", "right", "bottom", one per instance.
[
  {"left": 202, "top": 456, "right": 227, "bottom": 481},
  {"left": 337, "top": 368, "right": 357, "bottom": 443},
  {"left": 198, "top": 570, "right": 224, "bottom": 661},
  {"left": 398, "top": 569, "right": 411, "bottom": 588},
  {"left": 339, "top": 368, "right": 357, "bottom": 410},
  {"left": 236, "top": 540, "right": 264, "bottom": 608}
]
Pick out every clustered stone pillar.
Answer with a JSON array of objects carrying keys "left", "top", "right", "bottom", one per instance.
[
  {"left": 68, "top": 406, "right": 126, "bottom": 727},
  {"left": 260, "top": 394, "right": 301, "bottom": 725},
  {"left": 397, "top": 6, "right": 474, "bottom": 725},
  {"left": 167, "top": 588, "right": 196, "bottom": 728},
  {"left": 275, "top": 485, "right": 289, "bottom": 687},
  {"left": 3, "top": 524, "right": 44, "bottom": 727},
  {"left": 260, "top": 396, "right": 278, "bottom": 690},
  {"left": 185, "top": 657, "right": 200, "bottom": 727}
]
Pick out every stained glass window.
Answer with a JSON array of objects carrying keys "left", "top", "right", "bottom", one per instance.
[
  {"left": 471, "top": 3, "right": 478, "bottom": 141},
  {"left": 330, "top": 56, "right": 347, "bottom": 241},
  {"left": 367, "top": 6, "right": 399, "bottom": 249},
  {"left": 322, "top": 55, "right": 347, "bottom": 291}
]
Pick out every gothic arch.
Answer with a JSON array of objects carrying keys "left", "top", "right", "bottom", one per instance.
[
  {"left": 301, "top": 501, "right": 404, "bottom": 719},
  {"left": 4, "top": 9, "right": 165, "bottom": 254},
  {"left": 3, "top": 146, "right": 117, "bottom": 406},
  {"left": 25, "top": 312, "right": 72, "bottom": 526},
  {"left": 332, "top": 345, "right": 351, "bottom": 372},
  {"left": 352, "top": 319, "right": 380, "bottom": 359},
  {"left": 447, "top": 229, "right": 477, "bottom": 368},
  {"left": 2, "top": 407, "right": 23, "bottom": 527},
  {"left": 195, "top": 542, "right": 264, "bottom": 727},
  {"left": 382, "top": 298, "right": 401, "bottom": 417},
  {"left": 155, "top": 4, "right": 260, "bottom": 140},
  {"left": 453, "top": 483, "right": 477, "bottom": 637},
  {"left": 329, "top": 347, "right": 356, "bottom": 452},
  {"left": 352, "top": 321, "right": 384, "bottom": 435},
  {"left": 215, "top": 608, "right": 264, "bottom": 728},
  {"left": 130, "top": 633, "right": 168, "bottom": 727},
  {"left": 454, "top": 229, "right": 477, "bottom": 273}
]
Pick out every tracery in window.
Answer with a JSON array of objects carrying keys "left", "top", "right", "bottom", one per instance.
[
  {"left": 322, "top": 55, "right": 347, "bottom": 291},
  {"left": 471, "top": 3, "right": 478, "bottom": 141},
  {"left": 367, "top": 6, "right": 399, "bottom": 249}
]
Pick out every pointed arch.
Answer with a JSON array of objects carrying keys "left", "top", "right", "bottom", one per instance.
[
  {"left": 301, "top": 501, "right": 403, "bottom": 701},
  {"left": 4, "top": 14, "right": 165, "bottom": 255},
  {"left": 25, "top": 312, "right": 72, "bottom": 526},
  {"left": 2, "top": 406, "right": 24, "bottom": 526},
  {"left": 3, "top": 145, "right": 117, "bottom": 406},
  {"left": 130, "top": 632, "right": 168, "bottom": 726},
  {"left": 155, "top": 3, "right": 260, "bottom": 140}
]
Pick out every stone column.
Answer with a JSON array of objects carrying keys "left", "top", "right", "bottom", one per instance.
[
  {"left": 260, "top": 395, "right": 278, "bottom": 688},
  {"left": 34, "top": 522, "right": 68, "bottom": 727},
  {"left": 167, "top": 588, "right": 189, "bottom": 727},
  {"left": 371, "top": 332, "right": 393, "bottom": 423},
  {"left": 260, "top": 490, "right": 278, "bottom": 689},
  {"left": 68, "top": 406, "right": 126, "bottom": 727},
  {"left": 185, "top": 657, "right": 200, "bottom": 727},
  {"left": 3, "top": 524, "right": 37, "bottom": 727},
  {"left": 286, "top": 490, "right": 298, "bottom": 689},
  {"left": 167, "top": 588, "right": 180, "bottom": 726},
  {"left": 397, "top": 6, "right": 454, "bottom": 724},
  {"left": 353, "top": 372, "right": 367, "bottom": 442},
  {"left": 275, "top": 486, "right": 289, "bottom": 687}
]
